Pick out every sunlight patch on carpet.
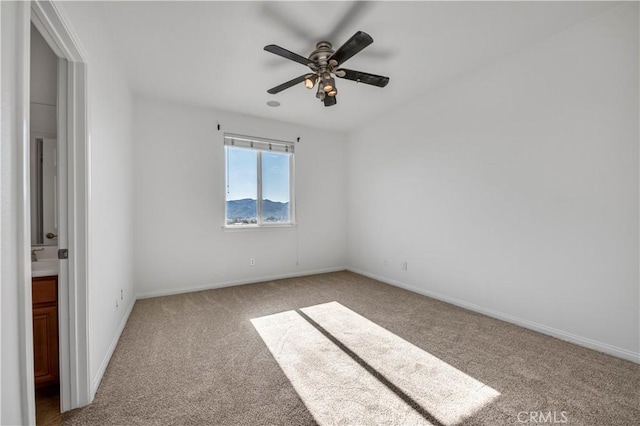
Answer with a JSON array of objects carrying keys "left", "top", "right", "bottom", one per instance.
[{"left": 251, "top": 302, "right": 499, "bottom": 425}]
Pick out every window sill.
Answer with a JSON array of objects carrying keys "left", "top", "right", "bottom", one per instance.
[{"left": 222, "top": 224, "right": 297, "bottom": 232}]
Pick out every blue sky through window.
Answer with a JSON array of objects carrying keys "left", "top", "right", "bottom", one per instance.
[
  {"left": 262, "top": 152, "right": 290, "bottom": 203},
  {"left": 226, "top": 147, "right": 290, "bottom": 203},
  {"left": 226, "top": 147, "right": 257, "bottom": 200}
]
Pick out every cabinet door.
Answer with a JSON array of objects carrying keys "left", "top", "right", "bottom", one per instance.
[
  {"left": 33, "top": 305, "right": 59, "bottom": 386},
  {"left": 32, "top": 277, "right": 57, "bottom": 304}
]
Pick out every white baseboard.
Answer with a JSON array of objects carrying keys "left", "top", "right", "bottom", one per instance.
[
  {"left": 91, "top": 297, "right": 136, "bottom": 397},
  {"left": 347, "top": 267, "right": 640, "bottom": 364},
  {"left": 135, "top": 266, "right": 347, "bottom": 300}
]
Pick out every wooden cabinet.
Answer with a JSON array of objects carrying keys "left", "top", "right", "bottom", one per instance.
[{"left": 32, "top": 276, "right": 58, "bottom": 387}]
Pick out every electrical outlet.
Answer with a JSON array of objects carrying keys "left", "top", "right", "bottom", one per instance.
[
  {"left": 250, "top": 258, "right": 256, "bottom": 266},
  {"left": 402, "top": 262, "right": 408, "bottom": 271},
  {"left": 120, "top": 289, "right": 123, "bottom": 300},
  {"left": 115, "top": 300, "right": 119, "bottom": 309}
]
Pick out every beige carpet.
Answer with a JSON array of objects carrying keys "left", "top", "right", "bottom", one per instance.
[
  {"left": 252, "top": 301, "right": 499, "bottom": 425},
  {"left": 63, "top": 271, "right": 639, "bottom": 425}
]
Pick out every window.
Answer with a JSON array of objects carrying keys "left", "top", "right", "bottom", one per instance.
[{"left": 224, "top": 134, "right": 294, "bottom": 227}]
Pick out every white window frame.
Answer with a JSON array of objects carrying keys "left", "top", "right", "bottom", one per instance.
[{"left": 223, "top": 133, "right": 296, "bottom": 229}]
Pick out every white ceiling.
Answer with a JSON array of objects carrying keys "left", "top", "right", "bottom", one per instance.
[{"left": 100, "top": 1, "right": 618, "bottom": 131}]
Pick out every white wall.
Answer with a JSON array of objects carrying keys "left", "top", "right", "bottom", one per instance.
[
  {"left": 58, "top": 2, "right": 136, "bottom": 393},
  {"left": 346, "top": 3, "right": 639, "bottom": 361},
  {"left": 133, "top": 98, "right": 347, "bottom": 297},
  {"left": 30, "top": 24, "right": 57, "bottom": 136}
]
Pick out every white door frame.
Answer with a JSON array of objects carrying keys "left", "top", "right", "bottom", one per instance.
[{"left": 28, "top": 0, "right": 91, "bottom": 416}]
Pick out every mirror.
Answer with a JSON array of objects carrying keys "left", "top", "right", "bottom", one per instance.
[
  {"left": 30, "top": 23, "right": 59, "bottom": 247},
  {"left": 30, "top": 136, "right": 58, "bottom": 246}
]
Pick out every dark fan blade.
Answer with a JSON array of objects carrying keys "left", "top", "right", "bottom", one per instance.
[
  {"left": 328, "top": 31, "right": 373, "bottom": 66},
  {"left": 267, "top": 75, "right": 309, "bottom": 94},
  {"left": 264, "top": 45, "right": 314, "bottom": 67},
  {"left": 267, "top": 49, "right": 392, "bottom": 70},
  {"left": 336, "top": 69, "right": 389, "bottom": 87},
  {"left": 324, "top": 2, "right": 371, "bottom": 42},
  {"left": 324, "top": 95, "right": 337, "bottom": 107}
]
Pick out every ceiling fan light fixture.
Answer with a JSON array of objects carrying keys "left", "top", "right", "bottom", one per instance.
[
  {"left": 323, "top": 75, "right": 336, "bottom": 93},
  {"left": 304, "top": 74, "right": 317, "bottom": 89},
  {"left": 264, "top": 30, "right": 389, "bottom": 107}
]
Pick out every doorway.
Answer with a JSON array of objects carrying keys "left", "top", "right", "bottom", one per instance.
[
  {"left": 30, "top": 22, "right": 62, "bottom": 425},
  {"left": 24, "top": 0, "right": 91, "bottom": 423}
]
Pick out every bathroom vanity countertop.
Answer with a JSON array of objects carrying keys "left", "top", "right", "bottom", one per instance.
[{"left": 32, "top": 259, "right": 58, "bottom": 277}]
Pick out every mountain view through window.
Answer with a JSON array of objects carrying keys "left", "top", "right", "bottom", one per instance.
[{"left": 225, "top": 146, "right": 292, "bottom": 225}]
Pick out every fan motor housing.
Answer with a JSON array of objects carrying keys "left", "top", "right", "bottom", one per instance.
[{"left": 309, "top": 41, "right": 333, "bottom": 64}]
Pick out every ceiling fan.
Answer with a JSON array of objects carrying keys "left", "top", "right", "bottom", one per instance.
[{"left": 264, "top": 31, "right": 390, "bottom": 107}]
